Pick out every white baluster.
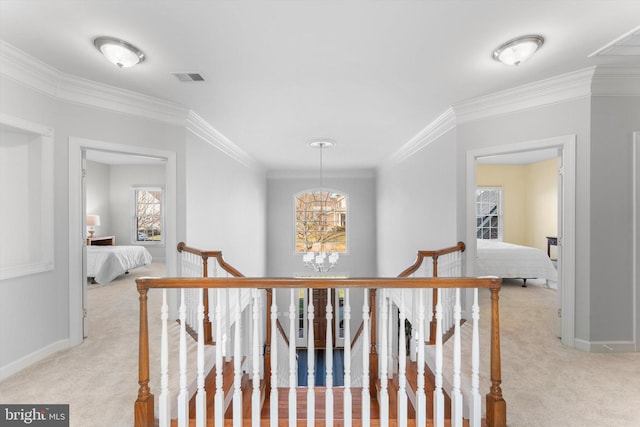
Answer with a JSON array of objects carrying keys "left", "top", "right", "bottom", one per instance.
[
  {"left": 343, "top": 289, "right": 352, "bottom": 427},
  {"left": 211, "top": 257, "right": 217, "bottom": 277},
  {"left": 196, "top": 288, "right": 207, "bottom": 427},
  {"left": 186, "top": 289, "right": 194, "bottom": 336},
  {"left": 448, "top": 288, "right": 455, "bottom": 331},
  {"left": 270, "top": 289, "right": 279, "bottom": 426},
  {"left": 325, "top": 289, "right": 334, "bottom": 426},
  {"left": 159, "top": 289, "right": 170, "bottom": 427},
  {"left": 387, "top": 296, "right": 393, "bottom": 379},
  {"left": 233, "top": 289, "right": 242, "bottom": 427},
  {"left": 215, "top": 289, "right": 224, "bottom": 427},
  {"left": 379, "top": 289, "right": 389, "bottom": 427},
  {"left": 452, "top": 288, "right": 463, "bottom": 427},
  {"left": 288, "top": 289, "right": 297, "bottom": 427},
  {"left": 416, "top": 289, "right": 426, "bottom": 427},
  {"left": 224, "top": 289, "right": 231, "bottom": 361},
  {"left": 470, "top": 288, "right": 481, "bottom": 427},
  {"left": 307, "top": 289, "right": 315, "bottom": 427},
  {"left": 425, "top": 288, "right": 433, "bottom": 343},
  {"left": 434, "top": 288, "right": 444, "bottom": 427},
  {"left": 178, "top": 289, "right": 189, "bottom": 426},
  {"left": 398, "top": 289, "right": 407, "bottom": 427},
  {"left": 252, "top": 289, "right": 260, "bottom": 427},
  {"left": 361, "top": 288, "right": 370, "bottom": 427}
]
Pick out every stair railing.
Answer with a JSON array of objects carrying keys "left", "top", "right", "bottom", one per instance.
[
  {"left": 397, "top": 241, "right": 466, "bottom": 343},
  {"left": 176, "top": 242, "right": 244, "bottom": 344},
  {"left": 134, "top": 275, "right": 506, "bottom": 427}
]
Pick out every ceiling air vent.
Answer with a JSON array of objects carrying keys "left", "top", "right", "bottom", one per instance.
[{"left": 171, "top": 72, "right": 205, "bottom": 82}]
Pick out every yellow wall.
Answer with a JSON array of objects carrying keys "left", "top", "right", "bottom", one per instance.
[{"left": 476, "top": 157, "right": 558, "bottom": 254}]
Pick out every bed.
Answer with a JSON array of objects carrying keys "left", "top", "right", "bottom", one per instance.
[
  {"left": 87, "top": 245, "right": 153, "bottom": 284},
  {"left": 475, "top": 239, "right": 557, "bottom": 286}
]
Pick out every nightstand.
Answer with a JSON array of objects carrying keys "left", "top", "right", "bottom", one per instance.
[
  {"left": 87, "top": 236, "right": 115, "bottom": 246},
  {"left": 546, "top": 236, "right": 557, "bottom": 259}
]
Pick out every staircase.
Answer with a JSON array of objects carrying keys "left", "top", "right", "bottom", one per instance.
[
  {"left": 135, "top": 243, "right": 506, "bottom": 427},
  {"left": 177, "top": 356, "right": 474, "bottom": 426}
]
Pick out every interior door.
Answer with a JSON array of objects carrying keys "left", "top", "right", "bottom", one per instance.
[
  {"left": 556, "top": 151, "right": 563, "bottom": 338},
  {"left": 312, "top": 289, "right": 328, "bottom": 348},
  {"left": 81, "top": 151, "right": 88, "bottom": 338}
]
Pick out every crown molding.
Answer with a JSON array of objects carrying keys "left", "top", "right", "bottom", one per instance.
[
  {"left": 186, "top": 111, "right": 262, "bottom": 171},
  {"left": 382, "top": 107, "right": 456, "bottom": 170},
  {"left": 0, "top": 40, "right": 188, "bottom": 126},
  {"left": 386, "top": 65, "right": 640, "bottom": 168},
  {"left": 591, "top": 66, "right": 640, "bottom": 96},
  {"left": 454, "top": 67, "right": 598, "bottom": 124},
  {"left": 56, "top": 72, "right": 188, "bottom": 126},
  {"left": 1, "top": 41, "right": 259, "bottom": 169},
  {"left": 0, "top": 40, "right": 59, "bottom": 97}
]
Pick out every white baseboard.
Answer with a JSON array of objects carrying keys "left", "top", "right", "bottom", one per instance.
[
  {"left": 0, "top": 339, "right": 69, "bottom": 382},
  {"left": 574, "top": 338, "right": 637, "bottom": 353}
]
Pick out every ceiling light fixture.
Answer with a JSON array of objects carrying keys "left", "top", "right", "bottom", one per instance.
[
  {"left": 493, "top": 35, "right": 544, "bottom": 66},
  {"left": 94, "top": 36, "right": 145, "bottom": 68},
  {"left": 303, "top": 138, "right": 339, "bottom": 273}
]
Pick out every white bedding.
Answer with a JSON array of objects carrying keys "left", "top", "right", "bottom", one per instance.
[
  {"left": 87, "top": 245, "right": 152, "bottom": 284},
  {"left": 476, "top": 239, "right": 557, "bottom": 282}
]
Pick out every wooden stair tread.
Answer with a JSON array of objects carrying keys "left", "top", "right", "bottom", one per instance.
[
  {"left": 178, "top": 358, "right": 469, "bottom": 427},
  {"left": 262, "top": 386, "right": 379, "bottom": 421},
  {"left": 405, "top": 357, "right": 452, "bottom": 420},
  {"left": 187, "top": 359, "right": 235, "bottom": 419}
]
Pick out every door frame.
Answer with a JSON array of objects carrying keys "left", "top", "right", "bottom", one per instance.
[
  {"left": 633, "top": 131, "right": 640, "bottom": 352},
  {"left": 465, "top": 134, "right": 576, "bottom": 348},
  {"left": 68, "top": 137, "right": 177, "bottom": 346}
]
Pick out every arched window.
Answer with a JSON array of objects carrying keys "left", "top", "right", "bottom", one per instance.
[{"left": 295, "top": 190, "right": 347, "bottom": 253}]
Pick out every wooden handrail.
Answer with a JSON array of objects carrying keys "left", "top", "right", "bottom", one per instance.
[
  {"left": 397, "top": 241, "right": 466, "bottom": 277},
  {"left": 275, "top": 319, "right": 290, "bottom": 347},
  {"left": 177, "top": 242, "right": 245, "bottom": 278},
  {"left": 136, "top": 276, "right": 496, "bottom": 291},
  {"left": 398, "top": 242, "right": 466, "bottom": 345},
  {"left": 176, "top": 242, "right": 244, "bottom": 345},
  {"left": 350, "top": 320, "right": 365, "bottom": 348}
]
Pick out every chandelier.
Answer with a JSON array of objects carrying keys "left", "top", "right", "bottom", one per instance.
[{"left": 303, "top": 138, "right": 339, "bottom": 273}]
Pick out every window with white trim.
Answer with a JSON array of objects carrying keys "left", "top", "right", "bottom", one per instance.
[
  {"left": 476, "top": 187, "right": 503, "bottom": 240},
  {"left": 132, "top": 186, "right": 164, "bottom": 245},
  {"left": 295, "top": 190, "right": 347, "bottom": 253}
]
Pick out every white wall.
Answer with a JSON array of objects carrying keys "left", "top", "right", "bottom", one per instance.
[
  {"left": 184, "top": 132, "right": 267, "bottom": 277},
  {"left": 0, "top": 75, "right": 189, "bottom": 377},
  {"left": 0, "top": 77, "right": 69, "bottom": 376},
  {"left": 266, "top": 172, "right": 377, "bottom": 278},
  {"left": 589, "top": 95, "right": 640, "bottom": 344},
  {"left": 376, "top": 129, "right": 458, "bottom": 277}
]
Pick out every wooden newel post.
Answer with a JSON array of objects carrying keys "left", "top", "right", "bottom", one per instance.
[
  {"left": 486, "top": 283, "right": 506, "bottom": 427},
  {"left": 201, "top": 255, "right": 213, "bottom": 345},
  {"left": 428, "top": 255, "right": 440, "bottom": 344},
  {"left": 369, "top": 289, "right": 378, "bottom": 398},
  {"left": 134, "top": 286, "right": 154, "bottom": 427}
]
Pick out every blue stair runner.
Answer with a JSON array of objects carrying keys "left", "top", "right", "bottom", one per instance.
[{"left": 297, "top": 349, "right": 345, "bottom": 386}]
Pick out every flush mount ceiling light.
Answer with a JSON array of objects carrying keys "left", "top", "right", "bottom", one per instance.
[
  {"left": 94, "top": 36, "right": 145, "bottom": 68},
  {"left": 493, "top": 35, "right": 544, "bottom": 66}
]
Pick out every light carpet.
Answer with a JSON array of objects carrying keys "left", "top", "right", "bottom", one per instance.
[{"left": 1, "top": 272, "right": 639, "bottom": 426}]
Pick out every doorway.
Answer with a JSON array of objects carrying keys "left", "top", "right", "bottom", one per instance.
[
  {"left": 68, "top": 137, "right": 177, "bottom": 346},
  {"left": 466, "top": 135, "right": 576, "bottom": 348}
]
